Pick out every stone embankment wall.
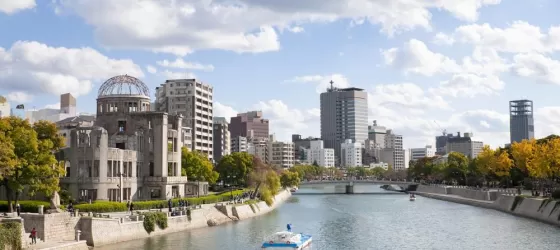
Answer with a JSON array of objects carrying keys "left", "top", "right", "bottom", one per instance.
[
  {"left": 415, "top": 185, "right": 560, "bottom": 227},
  {"left": 20, "top": 213, "right": 80, "bottom": 243},
  {"left": 80, "top": 189, "right": 292, "bottom": 246}
]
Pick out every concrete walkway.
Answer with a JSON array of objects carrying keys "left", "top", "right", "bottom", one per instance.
[{"left": 24, "top": 240, "right": 88, "bottom": 250}]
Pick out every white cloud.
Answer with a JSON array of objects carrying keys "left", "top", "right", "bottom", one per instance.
[
  {"left": 287, "top": 26, "right": 304, "bottom": 33},
  {"left": 0, "top": 0, "right": 36, "bottom": 14},
  {"left": 381, "top": 39, "right": 460, "bottom": 76},
  {"left": 536, "top": 107, "right": 560, "bottom": 138},
  {"left": 214, "top": 102, "right": 238, "bottom": 120},
  {"left": 159, "top": 70, "right": 195, "bottom": 80},
  {"left": 6, "top": 92, "right": 33, "bottom": 103},
  {"left": 437, "top": 21, "right": 560, "bottom": 53},
  {"left": 433, "top": 32, "right": 454, "bottom": 45},
  {"left": 287, "top": 74, "right": 350, "bottom": 94},
  {"left": 431, "top": 74, "right": 505, "bottom": 98},
  {"left": 510, "top": 53, "right": 560, "bottom": 85},
  {"left": 56, "top": 0, "right": 501, "bottom": 55},
  {"left": 146, "top": 65, "right": 157, "bottom": 74},
  {"left": 156, "top": 58, "right": 214, "bottom": 71},
  {"left": 0, "top": 41, "right": 144, "bottom": 101},
  {"left": 253, "top": 99, "right": 319, "bottom": 141}
]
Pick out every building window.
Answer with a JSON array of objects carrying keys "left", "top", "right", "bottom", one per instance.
[
  {"left": 123, "top": 162, "right": 129, "bottom": 177},
  {"left": 123, "top": 188, "right": 131, "bottom": 201},
  {"left": 79, "top": 189, "right": 97, "bottom": 202},
  {"left": 136, "top": 163, "right": 141, "bottom": 178},
  {"left": 149, "top": 162, "right": 154, "bottom": 176},
  {"left": 93, "top": 160, "right": 99, "bottom": 177},
  {"left": 118, "top": 121, "right": 126, "bottom": 132},
  {"left": 108, "top": 189, "right": 120, "bottom": 202},
  {"left": 168, "top": 162, "right": 173, "bottom": 176},
  {"left": 150, "top": 188, "right": 161, "bottom": 199},
  {"left": 114, "top": 161, "right": 120, "bottom": 176},
  {"left": 107, "top": 161, "right": 112, "bottom": 177},
  {"left": 128, "top": 162, "right": 133, "bottom": 177}
]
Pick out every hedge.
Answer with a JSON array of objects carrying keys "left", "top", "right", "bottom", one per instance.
[
  {"left": 0, "top": 222, "right": 22, "bottom": 250},
  {"left": 69, "top": 189, "right": 248, "bottom": 213},
  {"left": 0, "top": 201, "right": 50, "bottom": 213}
]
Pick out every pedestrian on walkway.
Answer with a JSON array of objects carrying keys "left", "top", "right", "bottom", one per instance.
[
  {"left": 30, "top": 228, "right": 37, "bottom": 244},
  {"left": 168, "top": 199, "right": 172, "bottom": 213},
  {"left": 16, "top": 203, "right": 21, "bottom": 216},
  {"left": 129, "top": 202, "right": 134, "bottom": 215}
]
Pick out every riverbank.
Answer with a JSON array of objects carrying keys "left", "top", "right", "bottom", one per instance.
[
  {"left": 413, "top": 185, "right": 560, "bottom": 227},
  {"left": 84, "top": 189, "right": 292, "bottom": 247},
  {"left": 14, "top": 189, "right": 292, "bottom": 249}
]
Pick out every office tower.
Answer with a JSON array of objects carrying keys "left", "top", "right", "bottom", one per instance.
[
  {"left": 320, "top": 81, "right": 368, "bottom": 165},
  {"left": 213, "top": 117, "right": 231, "bottom": 162},
  {"left": 229, "top": 111, "right": 269, "bottom": 139},
  {"left": 509, "top": 100, "right": 534, "bottom": 143},
  {"left": 155, "top": 79, "right": 214, "bottom": 160},
  {"left": 60, "top": 93, "right": 77, "bottom": 116}
]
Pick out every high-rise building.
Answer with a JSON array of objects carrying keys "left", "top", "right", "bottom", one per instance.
[
  {"left": 302, "top": 140, "right": 335, "bottom": 167},
  {"left": 0, "top": 96, "right": 9, "bottom": 118},
  {"left": 320, "top": 82, "right": 368, "bottom": 165},
  {"left": 292, "top": 134, "right": 322, "bottom": 163},
  {"left": 446, "top": 132, "right": 483, "bottom": 159},
  {"left": 379, "top": 129, "right": 405, "bottom": 170},
  {"left": 509, "top": 99, "right": 534, "bottom": 143},
  {"left": 60, "top": 93, "right": 77, "bottom": 115},
  {"left": 409, "top": 145, "right": 436, "bottom": 162},
  {"left": 229, "top": 111, "right": 269, "bottom": 139},
  {"left": 231, "top": 136, "right": 248, "bottom": 153},
  {"left": 341, "top": 139, "right": 363, "bottom": 167},
  {"left": 213, "top": 117, "right": 231, "bottom": 162},
  {"left": 155, "top": 79, "right": 214, "bottom": 160}
]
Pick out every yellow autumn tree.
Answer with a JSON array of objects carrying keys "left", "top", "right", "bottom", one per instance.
[
  {"left": 544, "top": 137, "right": 560, "bottom": 178},
  {"left": 493, "top": 149, "right": 513, "bottom": 178},
  {"left": 474, "top": 145, "right": 495, "bottom": 183},
  {"left": 510, "top": 139, "right": 538, "bottom": 177}
]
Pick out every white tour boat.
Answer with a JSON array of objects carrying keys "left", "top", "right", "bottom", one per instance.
[{"left": 261, "top": 231, "right": 312, "bottom": 249}]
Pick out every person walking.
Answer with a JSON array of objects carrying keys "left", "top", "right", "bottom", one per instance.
[
  {"left": 16, "top": 203, "right": 21, "bottom": 216},
  {"left": 30, "top": 228, "right": 37, "bottom": 244},
  {"left": 168, "top": 199, "right": 172, "bottom": 213},
  {"left": 129, "top": 202, "right": 134, "bottom": 215}
]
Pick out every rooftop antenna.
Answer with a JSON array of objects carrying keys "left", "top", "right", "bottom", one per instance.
[{"left": 329, "top": 80, "right": 334, "bottom": 91}]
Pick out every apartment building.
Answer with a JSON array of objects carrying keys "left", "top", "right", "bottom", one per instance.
[
  {"left": 213, "top": 117, "right": 231, "bottom": 162},
  {"left": 341, "top": 139, "right": 363, "bottom": 167},
  {"left": 230, "top": 111, "right": 269, "bottom": 139},
  {"left": 409, "top": 145, "right": 436, "bottom": 162},
  {"left": 302, "top": 140, "right": 335, "bottom": 167},
  {"left": 155, "top": 79, "right": 214, "bottom": 160}
]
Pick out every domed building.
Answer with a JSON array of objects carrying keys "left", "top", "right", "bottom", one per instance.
[{"left": 61, "top": 75, "right": 190, "bottom": 202}]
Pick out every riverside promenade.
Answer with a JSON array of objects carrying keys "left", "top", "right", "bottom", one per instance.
[
  {"left": 15, "top": 189, "right": 292, "bottom": 249},
  {"left": 413, "top": 185, "right": 560, "bottom": 227}
]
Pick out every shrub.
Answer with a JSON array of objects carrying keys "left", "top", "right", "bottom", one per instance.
[
  {"left": 142, "top": 212, "right": 168, "bottom": 234},
  {"left": 74, "top": 201, "right": 127, "bottom": 213},
  {"left": 0, "top": 222, "right": 22, "bottom": 250},
  {"left": 0, "top": 201, "right": 50, "bottom": 213}
]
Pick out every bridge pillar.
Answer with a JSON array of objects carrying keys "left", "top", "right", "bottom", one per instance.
[{"left": 345, "top": 182, "right": 354, "bottom": 194}]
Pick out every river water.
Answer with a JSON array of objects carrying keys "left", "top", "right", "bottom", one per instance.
[{"left": 98, "top": 185, "right": 560, "bottom": 250}]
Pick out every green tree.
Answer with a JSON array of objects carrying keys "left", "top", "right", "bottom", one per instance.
[
  {"left": 312, "top": 160, "right": 319, "bottom": 167},
  {"left": 215, "top": 152, "right": 253, "bottom": 186},
  {"left": 0, "top": 130, "right": 16, "bottom": 180},
  {"left": 280, "top": 171, "right": 300, "bottom": 188},
  {"left": 370, "top": 167, "right": 386, "bottom": 178},
  {"left": 446, "top": 152, "right": 470, "bottom": 185},
  {"left": 180, "top": 147, "right": 219, "bottom": 184},
  {"left": 0, "top": 118, "right": 65, "bottom": 212},
  {"left": 248, "top": 156, "right": 269, "bottom": 198}
]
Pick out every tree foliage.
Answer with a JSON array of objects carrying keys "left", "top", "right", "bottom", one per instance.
[
  {"left": 215, "top": 152, "right": 253, "bottom": 185},
  {"left": 180, "top": 147, "right": 219, "bottom": 184},
  {"left": 0, "top": 117, "right": 65, "bottom": 212},
  {"left": 280, "top": 171, "right": 300, "bottom": 188}
]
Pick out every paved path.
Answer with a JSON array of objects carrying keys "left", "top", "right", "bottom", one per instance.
[{"left": 24, "top": 240, "right": 88, "bottom": 250}]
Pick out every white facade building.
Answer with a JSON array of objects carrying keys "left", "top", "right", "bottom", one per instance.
[
  {"left": 446, "top": 133, "right": 484, "bottom": 159},
  {"left": 409, "top": 145, "right": 436, "bottom": 161},
  {"left": 366, "top": 162, "right": 389, "bottom": 170},
  {"left": 231, "top": 136, "right": 248, "bottom": 152},
  {"left": 155, "top": 79, "right": 214, "bottom": 160},
  {"left": 341, "top": 139, "right": 362, "bottom": 167},
  {"left": 302, "top": 140, "right": 335, "bottom": 167},
  {"left": 0, "top": 96, "right": 9, "bottom": 118},
  {"left": 379, "top": 130, "right": 405, "bottom": 170}
]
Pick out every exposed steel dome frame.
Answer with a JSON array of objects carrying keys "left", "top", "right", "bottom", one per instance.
[{"left": 97, "top": 75, "right": 150, "bottom": 97}]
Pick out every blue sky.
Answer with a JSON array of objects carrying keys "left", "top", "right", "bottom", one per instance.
[{"left": 1, "top": 0, "right": 560, "bottom": 148}]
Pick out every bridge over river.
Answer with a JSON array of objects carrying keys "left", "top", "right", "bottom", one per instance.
[{"left": 296, "top": 180, "right": 418, "bottom": 194}]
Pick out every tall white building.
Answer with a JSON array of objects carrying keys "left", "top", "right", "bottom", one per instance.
[
  {"left": 409, "top": 145, "right": 436, "bottom": 161},
  {"left": 155, "top": 79, "right": 214, "bottom": 160},
  {"left": 302, "top": 140, "right": 335, "bottom": 167},
  {"left": 376, "top": 129, "right": 405, "bottom": 170},
  {"left": 213, "top": 117, "right": 231, "bottom": 162},
  {"left": 320, "top": 83, "right": 368, "bottom": 165},
  {"left": 0, "top": 96, "right": 9, "bottom": 117},
  {"left": 247, "top": 135, "right": 294, "bottom": 168},
  {"left": 231, "top": 136, "right": 248, "bottom": 153},
  {"left": 341, "top": 139, "right": 362, "bottom": 167},
  {"left": 25, "top": 93, "right": 77, "bottom": 123}
]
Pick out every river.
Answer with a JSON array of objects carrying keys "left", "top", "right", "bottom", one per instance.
[{"left": 97, "top": 185, "right": 560, "bottom": 250}]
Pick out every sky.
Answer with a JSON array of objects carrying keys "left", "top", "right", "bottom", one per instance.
[{"left": 1, "top": 0, "right": 560, "bottom": 149}]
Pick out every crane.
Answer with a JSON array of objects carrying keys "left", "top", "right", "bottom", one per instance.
[{"left": 433, "top": 120, "right": 446, "bottom": 136}]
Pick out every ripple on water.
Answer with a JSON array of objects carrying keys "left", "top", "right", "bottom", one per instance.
[{"left": 96, "top": 194, "right": 560, "bottom": 250}]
